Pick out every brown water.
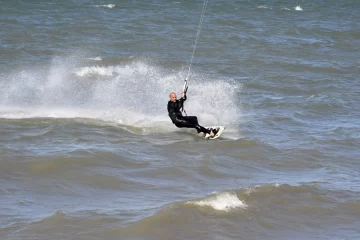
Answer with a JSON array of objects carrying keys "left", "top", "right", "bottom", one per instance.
[{"left": 1, "top": 1, "right": 360, "bottom": 239}]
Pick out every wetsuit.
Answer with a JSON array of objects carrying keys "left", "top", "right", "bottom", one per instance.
[{"left": 167, "top": 95, "right": 211, "bottom": 134}]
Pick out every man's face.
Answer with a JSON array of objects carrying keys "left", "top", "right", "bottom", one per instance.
[{"left": 170, "top": 93, "right": 177, "bottom": 102}]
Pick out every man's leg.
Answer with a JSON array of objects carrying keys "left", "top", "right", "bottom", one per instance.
[
  {"left": 183, "top": 116, "right": 213, "bottom": 134},
  {"left": 175, "top": 117, "right": 211, "bottom": 134},
  {"left": 183, "top": 116, "right": 199, "bottom": 125}
]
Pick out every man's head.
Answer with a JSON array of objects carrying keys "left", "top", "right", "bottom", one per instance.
[{"left": 169, "top": 92, "right": 177, "bottom": 102}]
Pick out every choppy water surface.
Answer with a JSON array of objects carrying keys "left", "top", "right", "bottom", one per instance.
[{"left": 1, "top": 1, "right": 359, "bottom": 239}]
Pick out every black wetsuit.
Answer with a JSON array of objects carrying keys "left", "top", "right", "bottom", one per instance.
[{"left": 167, "top": 96, "right": 211, "bottom": 134}]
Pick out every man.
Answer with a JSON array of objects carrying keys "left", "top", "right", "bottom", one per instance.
[{"left": 167, "top": 91, "right": 217, "bottom": 137}]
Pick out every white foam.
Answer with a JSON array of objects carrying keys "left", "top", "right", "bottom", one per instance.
[
  {"left": 245, "top": 185, "right": 263, "bottom": 195},
  {"left": 295, "top": 6, "right": 303, "bottom": 11},
  {"left": 74, "top": 66, "right": 117, "bottom": 76},
  {"left": 257, "top": 5, "right": 272, "bottom": 9},
  {"left": 188, "top": 192, "right": 247, "bottom": 212},
  {"left": 86, "top": 57, "right": 102, "bottom": 61},
  {"left": 74, "top": 64, "right": 141, "bottom": 77},
  {"left": 95, "top": 4, "right": 116, "bottom": 9},
  {"left": 245, "top": 184, "right": 281, "bottom": 196},
  {"left": 281, "top": 7, "right": 291, "bottom": 11},
  {"left": 245, "top": 188, "right": 253, "bottom": 195},
  {"left": 55, "top": 210, "right": 67, "bottom": 217}
]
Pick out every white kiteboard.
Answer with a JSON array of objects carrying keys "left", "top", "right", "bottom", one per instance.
[{"left": 203, "top": 126, "right": 225, "bottom": 139}]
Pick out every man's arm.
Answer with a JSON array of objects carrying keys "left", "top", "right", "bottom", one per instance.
[{"left": 180, "top": 91, "right": 187, "bottom": 102}]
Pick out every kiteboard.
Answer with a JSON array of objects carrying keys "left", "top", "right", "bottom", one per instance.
[{"left": 203, "top": 126, "right": 225, "bottom": 139}]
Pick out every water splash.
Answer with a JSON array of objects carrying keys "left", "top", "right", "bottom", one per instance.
[{"left": 0, "top": 54, "right": 243, "bottom": 132}]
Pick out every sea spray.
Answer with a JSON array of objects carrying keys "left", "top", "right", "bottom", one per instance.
[{"left": 0, "top": 54, "right": 243, "bottom": 132}]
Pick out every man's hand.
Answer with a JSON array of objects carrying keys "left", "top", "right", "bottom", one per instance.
[{"left": 181, "top": 91, "right": 185, "bottom": 98}]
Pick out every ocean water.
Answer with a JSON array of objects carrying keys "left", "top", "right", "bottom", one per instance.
[{"left": 1, "top": 1, "right": 360, "bottom": 239}]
